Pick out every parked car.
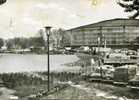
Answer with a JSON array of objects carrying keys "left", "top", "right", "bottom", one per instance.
[
  {"left": 114, "top": 65, "right": 137, "bottom": 85},
  {"left": 128, "top": 74, "right": 139, "bottom": 89}
]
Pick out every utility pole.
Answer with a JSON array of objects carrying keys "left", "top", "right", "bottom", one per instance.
[
  {"left": 99, "top": 26, "right": 103, "bottom": 78},
  {"left": 98, "top": 36, "right": 102, "bottom": 78},
  {"left": 45, "top": 26, "right": 51, "bottom": 92}
]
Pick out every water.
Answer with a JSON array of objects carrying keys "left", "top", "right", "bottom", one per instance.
[{"left": 0, "top": 54, "right": 80, "bottom": 73}]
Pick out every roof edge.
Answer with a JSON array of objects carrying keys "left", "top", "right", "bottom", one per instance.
[{"left": 66, "top": 18, "right": 139, "bottom": 31}]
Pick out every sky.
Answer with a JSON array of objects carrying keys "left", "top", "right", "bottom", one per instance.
[{"left": 0, "top": 0, "right": 133, "bottom": 39}]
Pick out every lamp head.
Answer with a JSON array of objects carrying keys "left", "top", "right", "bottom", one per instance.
[
  {"left": 44, "top": 26, "right": 51, "bottom": 35},
  {"left": 45, "top": 26, "right": 51, "bottom": 31}
]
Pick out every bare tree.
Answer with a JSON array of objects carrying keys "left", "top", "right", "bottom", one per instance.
[{"left": 51, "top": 28, "right": 65, "bottom": 48}]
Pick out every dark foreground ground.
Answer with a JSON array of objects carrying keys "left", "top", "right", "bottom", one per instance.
[
  {"left": 38, "top": 81, "right": 139, "bottom": 100},
  {"left": 0, "top": 71, "right": 139, "bottom": 100}
]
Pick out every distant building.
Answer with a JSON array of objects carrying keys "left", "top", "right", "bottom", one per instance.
[{"left": 66, "top": 18, "right": 139, "bottom": 48}]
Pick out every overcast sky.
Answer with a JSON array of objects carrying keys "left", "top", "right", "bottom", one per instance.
[{"left": 0, "top": 0, "right": 133, "bottom": 39}]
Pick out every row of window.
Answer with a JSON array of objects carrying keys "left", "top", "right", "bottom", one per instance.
[
  {"left": 73, "top": 33, "right": 139, "bottom": 38},
  {"left": 73, "top": 35, "right": 124, "bottom": 39},
  {"left": 72, "top": 41, "right": 130, "bottom": 45},
  {"left": 72, "top": 26, "right": 139, "bottom": 31},
  {"left": 72, "top": 28, "right": 139, "bottom": 34}
]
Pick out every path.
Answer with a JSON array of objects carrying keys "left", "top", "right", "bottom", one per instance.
[{"left": 0, "top": 87, "right": 18, "bottom": 100}]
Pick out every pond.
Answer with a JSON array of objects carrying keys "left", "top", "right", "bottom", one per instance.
[{"left": 0, "top": 54, "right": 80, "bottom": 73}]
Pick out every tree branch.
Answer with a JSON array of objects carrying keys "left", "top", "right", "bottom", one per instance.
[{"left": 129, "top": 11, "right": 139, "bottom": 18}]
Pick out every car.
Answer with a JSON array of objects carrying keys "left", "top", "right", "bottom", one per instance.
[{"left": 128, "top": 74, "right": 139, "bottom": 90}]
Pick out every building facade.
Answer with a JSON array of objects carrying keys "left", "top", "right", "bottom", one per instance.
[{"left": 66, "top": 19, "right": 139, "bottom": 48}]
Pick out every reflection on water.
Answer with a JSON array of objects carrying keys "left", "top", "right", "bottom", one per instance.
[{"left": 0, "top": 54, "right": 80, "bottom": 73}]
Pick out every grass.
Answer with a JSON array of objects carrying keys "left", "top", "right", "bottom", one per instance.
[
  {"left": 13, "top": 84, "right": 47, "bottom": 98},
  {"left": 86, "top": 82, "right": 139, "bottom": 99},
  {"left": 39, "top": 81, "right": 139, "bottom": 100},
  {"left": 2, "top": 71, "right": 139, "bottom": 99},
  {"left": 111, "top": 87, "right": 139, "bottom": 99},
  {"left": 40, "top": 86, "right": 108, "bottom": 100}
]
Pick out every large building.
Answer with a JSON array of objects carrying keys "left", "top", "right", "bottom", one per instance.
[{"left": 66, "top": 18, "right": 139, "bottom": 48}]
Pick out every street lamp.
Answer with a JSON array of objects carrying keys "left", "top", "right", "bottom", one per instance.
[{"left": 45, "top": 26, "right": 51, "bottom": 92}]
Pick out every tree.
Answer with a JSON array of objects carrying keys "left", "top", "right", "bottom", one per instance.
[
  {"left": 0, "top": 0, "right": 6, "bottom": 5},
  {"left": 6, "top": 38, "right": 31, "bottom": 50},
  {"left": 29, "top": 37, "right": 45, "bottom": 48},
  {"left": 19, "top": 38, "right": 31, "bottom": 49},
  {"left": 51, "top": 29, "right": 65, "bottom": 48},
  {"left": 0, "top": 38, "right": 4, "bottom": 49},
  {"left": 61, "top": 31, "right": 71, "bottom": 47},
  {"left": 117, "top": 0, "right": 139, "bottom": 19},
  {"left": 6, "top": 39, "right": 13, "bottom": 49}
]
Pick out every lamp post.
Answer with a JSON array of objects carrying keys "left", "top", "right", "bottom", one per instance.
[{"left": 45, "top": 26, "right": 51, "bottom": 92}]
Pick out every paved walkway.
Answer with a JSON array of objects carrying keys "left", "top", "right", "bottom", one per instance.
[{"left": 0, "top": 87, "right": 18, "bottom": 100}]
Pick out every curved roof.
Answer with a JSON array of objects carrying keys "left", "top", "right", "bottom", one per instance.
[{"left": 68, "top": 18, "right": 139, "bottom": 31}]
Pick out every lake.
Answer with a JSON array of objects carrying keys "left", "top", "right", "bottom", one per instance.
[{"left": 0, "top": 54, "right": 80, "bottom": 73}]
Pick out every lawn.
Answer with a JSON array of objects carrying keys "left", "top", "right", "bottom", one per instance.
[{"left": 13, "top": 84, "right": 47, "bottom": 98}]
